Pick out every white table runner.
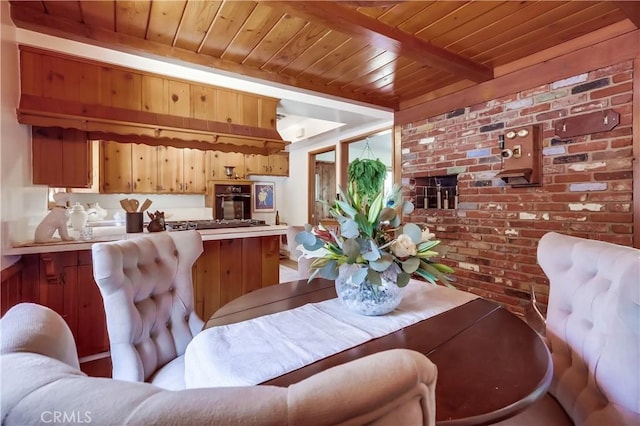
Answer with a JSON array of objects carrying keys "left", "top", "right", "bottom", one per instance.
[{"left": 184, "top": 281, "right": 478, "bottom": 388}]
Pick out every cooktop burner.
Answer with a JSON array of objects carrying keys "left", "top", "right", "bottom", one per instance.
[{"left": 166, "top": 219, "right": 268, "bottom": 231}]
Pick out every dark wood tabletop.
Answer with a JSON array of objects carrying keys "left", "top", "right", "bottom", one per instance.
[{"left": 205, "top": 279, "right": 552, "bottom": 426}]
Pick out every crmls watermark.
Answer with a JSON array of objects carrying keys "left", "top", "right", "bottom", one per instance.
[{"left": 40, "top": 411, "right": 92, "bottom": 424}]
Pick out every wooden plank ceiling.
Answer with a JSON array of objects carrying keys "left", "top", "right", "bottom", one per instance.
[{"left": 9, "top": 1, "right": 637, "bottom": 111}]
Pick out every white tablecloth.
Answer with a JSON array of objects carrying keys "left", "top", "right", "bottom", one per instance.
[{"left": 184, "top": 281, "right": 478, "bottom": 388}]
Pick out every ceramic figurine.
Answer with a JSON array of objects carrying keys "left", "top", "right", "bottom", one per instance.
[
  {"left": 34, "top": 192, "right": 75, "bottom": 243},
  {"left": 147, "top": 210, "right": 166, "bottom": 232},
  {"left": 68, "top": 203, "right": 89, "bottom": 231}
]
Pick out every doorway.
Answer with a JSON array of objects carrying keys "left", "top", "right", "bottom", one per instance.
[
  {"left": 307, "top": 147, "right": 336, "bottom": 226},
  {"left": 339, "top": 128, "right": 393, "bottom": 192}
]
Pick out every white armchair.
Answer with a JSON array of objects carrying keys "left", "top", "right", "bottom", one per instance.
[
  {"left": 499, "top": 232, "right": 640, "bottom": 425},
  {"left": 1, "top": 303, "right": 439, "bottom": 426},
  {"left": 91, "top": 230, "right": 203, "bottom": 390}
]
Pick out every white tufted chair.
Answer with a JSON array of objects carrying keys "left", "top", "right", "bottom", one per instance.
[
  {"left": 499, "top": 232, "right": 640, "bottom": 425},
  {"left": 92, "top": 230, "right": 204, "bottom": 390}
]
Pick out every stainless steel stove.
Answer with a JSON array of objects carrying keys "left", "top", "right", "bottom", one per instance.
[{"left": 165, "top": 219, "right": 268, "bottom": 231}]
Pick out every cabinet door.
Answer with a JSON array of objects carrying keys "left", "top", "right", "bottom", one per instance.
[
  {"left": 37, "top": 253, "right": 78, "bottom": 339},
  {"left": 206, "top": 151, "right": 225, "bottom": 181},
  {"left": 241, "top": 94, "right": 259, "bottom": 128},
  {"left": 269, "top": 152, "right": 290, "bottom": 176},
  {"left": 131, "top": 144, "right": 157, "bottom": 193},
  {"left": 32, "top": 127, "right": 92, "bottom": 188},
  {"left": 183, "top": 148, "right": 207, "bottom": 194},
  {"left": 100, "top": 141, "right": 132, "bottom": 193},
  {"left": 76, "top": 251, "right": 109, "bottom": 357},
  {"left": 244, "top": 154, "right": 268, "bottom": 175},
  {"left": 157, "top": 146, "right": 183, "bottom": 193},
  {"left": 223, "top": 152, "right": 246, "bottom": 179}
]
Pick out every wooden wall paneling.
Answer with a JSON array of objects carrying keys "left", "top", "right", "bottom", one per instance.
[
  {"left": 40, "top": 54, "right": 66, "bottom": 99},
  {"left": 19, "top": 49, "right": 42, "bottom": 96},
  {"left": 141, "top": 75, "right": 167, "bottom": 114},
  {"left": 131, "top": 143, "right": 156, "bottom": 193},
  {"left": 242, "top": 238, "right": 263, "bottom": 294},
  {"left": 241, "top": 94, "right": 259, "bottom": 128},
  {"left": 634, "top": 54, "right": 639, "bottom": 248},
  {"left": 78, "top": 62, "right": 101, "bottom": 105},
  {"left": 100, "top": 141, "right": 132, "bottom": 193},
  {"left": 168, "top": 80, "right": 191, "bottom": 118},
  {"left": 109, "top": 68, "right": 141, "bottom": 110},
  {"left": 259, "top": 98, "right": 277, "bottom": 130},
  {"left": 218, "top": 239, "right": 244, "bottom": 309},
  {"left": 261, "top": 235, "right": 280, "bottom": 286},
  {"left": 1, "top": 262, "right": 28, "bottom": 315},
  {"left": 215, "top": 89, "right": 240, "bottom": 124},
  {"left": 183, "top": 148, "right": 207, "bottom": 193},
  {"left": 99, "top": 66, "right": 113, "bottom": 107},
  {"left": 191, "top": 84, "right": 217, "bottom": 121}
]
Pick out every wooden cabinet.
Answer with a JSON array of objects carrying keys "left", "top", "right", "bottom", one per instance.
[
  {"left": 192, "top": 235, "right": 280, "bottom": 321},
  {"left": 244, "top": 152, "right": 289, "bottom": 176},
  {"left": 8, "top": 251, "right": 110, "bottom": 358},
  {"left": 269, "top": 152, "right": 290, "bottom": 176},
  {"left": 207, "top": 151, "right": 246, "bottom": 180},
  {"left": 244, "top": 154, "right": 269, "bottom": 175},
  {"left": 32, "top": 127, "right": 93, "bottom": 188},
  {"left": 100, "top": 141, "right": 132, "bottom": 193},
  {"left": 1, "top": 233, "right": 282, "bottom": 357},
  {"left": 100, "top": 142, "right": 206, "bottom": 194}
]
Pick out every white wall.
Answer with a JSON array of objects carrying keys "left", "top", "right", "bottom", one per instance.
[{"left": 1, "top": 2, "right": 49, "bottom": 267}]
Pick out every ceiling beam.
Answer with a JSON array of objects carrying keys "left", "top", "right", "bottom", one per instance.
[
  {"left": 10, "top": 4, "right": 399, "bottom": 110},
  {"left": 614, "top": 1, "right": 640, "bottom": 28},
  {"left": 268, "top": 1, "right": 493, "bottom": 83}
]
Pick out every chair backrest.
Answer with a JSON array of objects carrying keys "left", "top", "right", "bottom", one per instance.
[
  {"left": 538, "top": 232, "right": 640, "bottom": 425},
  {"left": 92, "top": 230, "right": 204, "bottom": 382}
]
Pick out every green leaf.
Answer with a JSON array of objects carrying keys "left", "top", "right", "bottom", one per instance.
[
  {"left": 403, "top": 223, "right": 422, "bottom": 244},
  {"left": 342, "top": 238, "right": 361, "bottom": 263},
  {"left": 414, "top": 268, "right": 436, "bottom": 285},
  {"left": 341, "top": 218, "right": 359, "bottom": 239},
  {"left": 396, "top": 271, "right": 410, "bottom": 288},
  {"left": 369, "top": 253, "right": 394, "bottom": 272},
  {"left": 402, "top": 256, "right": 420, "bottom": 273},
  {"left": 432, "top": 262, "right": 455, "bottom": 273},
  {"left": 354, "top": 212, "right": 372, "bottom": 237},
  {"left": 318, "top": 260, "right": 339, "bottom": 280},
  {"left": 336, "top": 199, "right": 357, "bottom": 218},
  {"left": 362, "top": 240, "right": 381, "bottom": 262},
  {"left": 402, "top": 200, "right": 415, "bottom": 215},
  {"left": 366, "top": 269, "right": 382, "bottom": 285},
  {"left": 367, "top": 191, "right": 384, "bottom": 224},
  {"left": 351, "top": 267, "right": 368, "bottom": 285},
  {"left": 417, "top": 240, "right": 440, "bottom": 252}
]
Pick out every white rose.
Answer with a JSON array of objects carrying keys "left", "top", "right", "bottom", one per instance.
[
  {"left": 391, "top": 234, "right": 417, "bottom": 258},
  {"left": 421, "top": 227, "right": 436, "bottom": 241}
]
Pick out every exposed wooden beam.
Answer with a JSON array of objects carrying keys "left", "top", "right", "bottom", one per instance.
[
  {"left": 396, "top": 30, "right": 640, "bottom": 125},
  {"left": 615, "top": 1, "right": 640, "bottom": 28},
  {"left": 267, "top": 1, "right": 493, "bottom": 83},
  {"left": 10, "top": 4, "right": 398, "bottom": 110}
]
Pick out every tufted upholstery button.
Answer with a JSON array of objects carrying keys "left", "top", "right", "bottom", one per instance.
[
  {"left": 155, "top": 257, "right": 161, "bottom": 263},
  {"left": 149, "top": 293, "right": 154, "bottom": 299},
  {"left": 184, "top": 315, "right": 189, "bottom": 322},
  {"left": 174, "top": 249, "right": 179, "bottom": 257},
  {"left": 166, "top": 320, "right": 171, "bottom": 328},
  {"left": 169, "top": 287, "right": 174, "bottom": 293}
]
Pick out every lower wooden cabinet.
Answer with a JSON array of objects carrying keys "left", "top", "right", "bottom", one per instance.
[
  {"left": 1, "top": 234, "right": 281, "bottom": 357},
  {"left": 192, "top": 235, "right": 280, "bottom": 321}
]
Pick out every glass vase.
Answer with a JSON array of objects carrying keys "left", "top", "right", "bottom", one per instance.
[{"left": 335, "top": 273, "right": 403, "bottom": 316}]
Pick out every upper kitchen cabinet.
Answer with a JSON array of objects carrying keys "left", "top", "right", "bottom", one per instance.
[
  {"left": 206, "top": 151, "right": 246, "bottom": 181},
  {"left": 32, "top": 127, "right": 93, "bottom": 188},
  {"left": 244, "top": 152, "right": 289, "bottom": 177},
  {"left": 100, "top": 142, "right": 206, "bottom": 194},
  {"left": 18, "top": 47, "right": 288, "bottom": 156}
]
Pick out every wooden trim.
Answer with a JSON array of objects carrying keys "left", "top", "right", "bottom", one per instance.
[
  {"left": 396, "top": 30, "right": 640, "bottom": 125},
  {"left": 338, "top": 127, "right": 392, "bottom": 189},
  {"left": 0, "top": 261, "right": 23, "bottom": 282},
  {"left": 307, "top": 146, "right": 336, "bottom": 225},
  {"left": 393, "top": 122, "right": 402, "bottom": 185},
  {"left": 634, "top": 54, "right": 640, "bottom": 248},
  {"left": 615, "top": 2, "right": 640, "bottom": 28}
]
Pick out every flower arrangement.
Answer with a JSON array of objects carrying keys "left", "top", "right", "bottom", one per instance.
[{"left": 296, "top": 181, "right": 454, "bottom": 288}]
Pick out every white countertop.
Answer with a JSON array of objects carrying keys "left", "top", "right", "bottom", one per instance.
[{"left": 4, "top": 225, "right": 288, "bottom": 256}]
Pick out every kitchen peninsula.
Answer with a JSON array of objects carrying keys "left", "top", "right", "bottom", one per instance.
[{"left": 2, "top": 225, "right": 287, "bottom": 358}]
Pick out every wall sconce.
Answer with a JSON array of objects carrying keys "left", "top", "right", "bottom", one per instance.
[{"left": 495, "top": 124, "right": 542, "bottom": 187}]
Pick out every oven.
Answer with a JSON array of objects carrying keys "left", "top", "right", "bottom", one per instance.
[{"left": 213, "top": 184, "right": 252, "bottom": 220}]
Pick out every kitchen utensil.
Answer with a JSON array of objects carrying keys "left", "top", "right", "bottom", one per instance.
[
  {"left": 139, "top": 198, "right": 152, "bottom": 212},
  {"left": 129, "top": 199, "right": 140, "bottom": 212},
  {"left": 120, "top": 198, "right": 133, "bottom": 213}
]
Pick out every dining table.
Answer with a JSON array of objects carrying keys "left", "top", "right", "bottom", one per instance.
[{"left": 204, "top": 278, "right": 553, "bottom": 426}]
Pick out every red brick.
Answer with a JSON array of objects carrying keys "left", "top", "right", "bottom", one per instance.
[
  {"left": 589, "top": 213, "right": 633, "bottom": 223},
  {"left": 550, "top": 193, "right": 587, "bottom": 202},
  {"left": 590, "top": 82, "right": 632, "bottom": 100},
  {"left": 611, "top": 224, "right": 633, "bottom": 234},
  {"left": 520, "top": 85, "right": 549, "bottom": 97},
  {"left": 611, "top": 93, "right": 633, "bottom": 105},
  {"left": 554, "top": 173, "right": 590, "bottom": 183},
  {"left": 520, "top": 103, "right": 550, "bottom": 116},
  {"left": 591, "top": 126, "right": 632, "bottom": 140},
  {"left": 567, "top": 140, "right": 609, "bottom": 153},
  {"left": 612, "top": 71, "right": 632, "bottom": 83},
  {"left": 536, "top": 109, "right": 567, "bottom": 121}
]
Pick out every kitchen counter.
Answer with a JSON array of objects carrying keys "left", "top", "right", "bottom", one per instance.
[{"left": 4, "top": 225, "right": 288, "bottom": 255}]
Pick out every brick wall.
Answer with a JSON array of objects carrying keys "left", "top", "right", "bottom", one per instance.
[{"left": 400, "top": 60, "right": 634, "bottom": 315}]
